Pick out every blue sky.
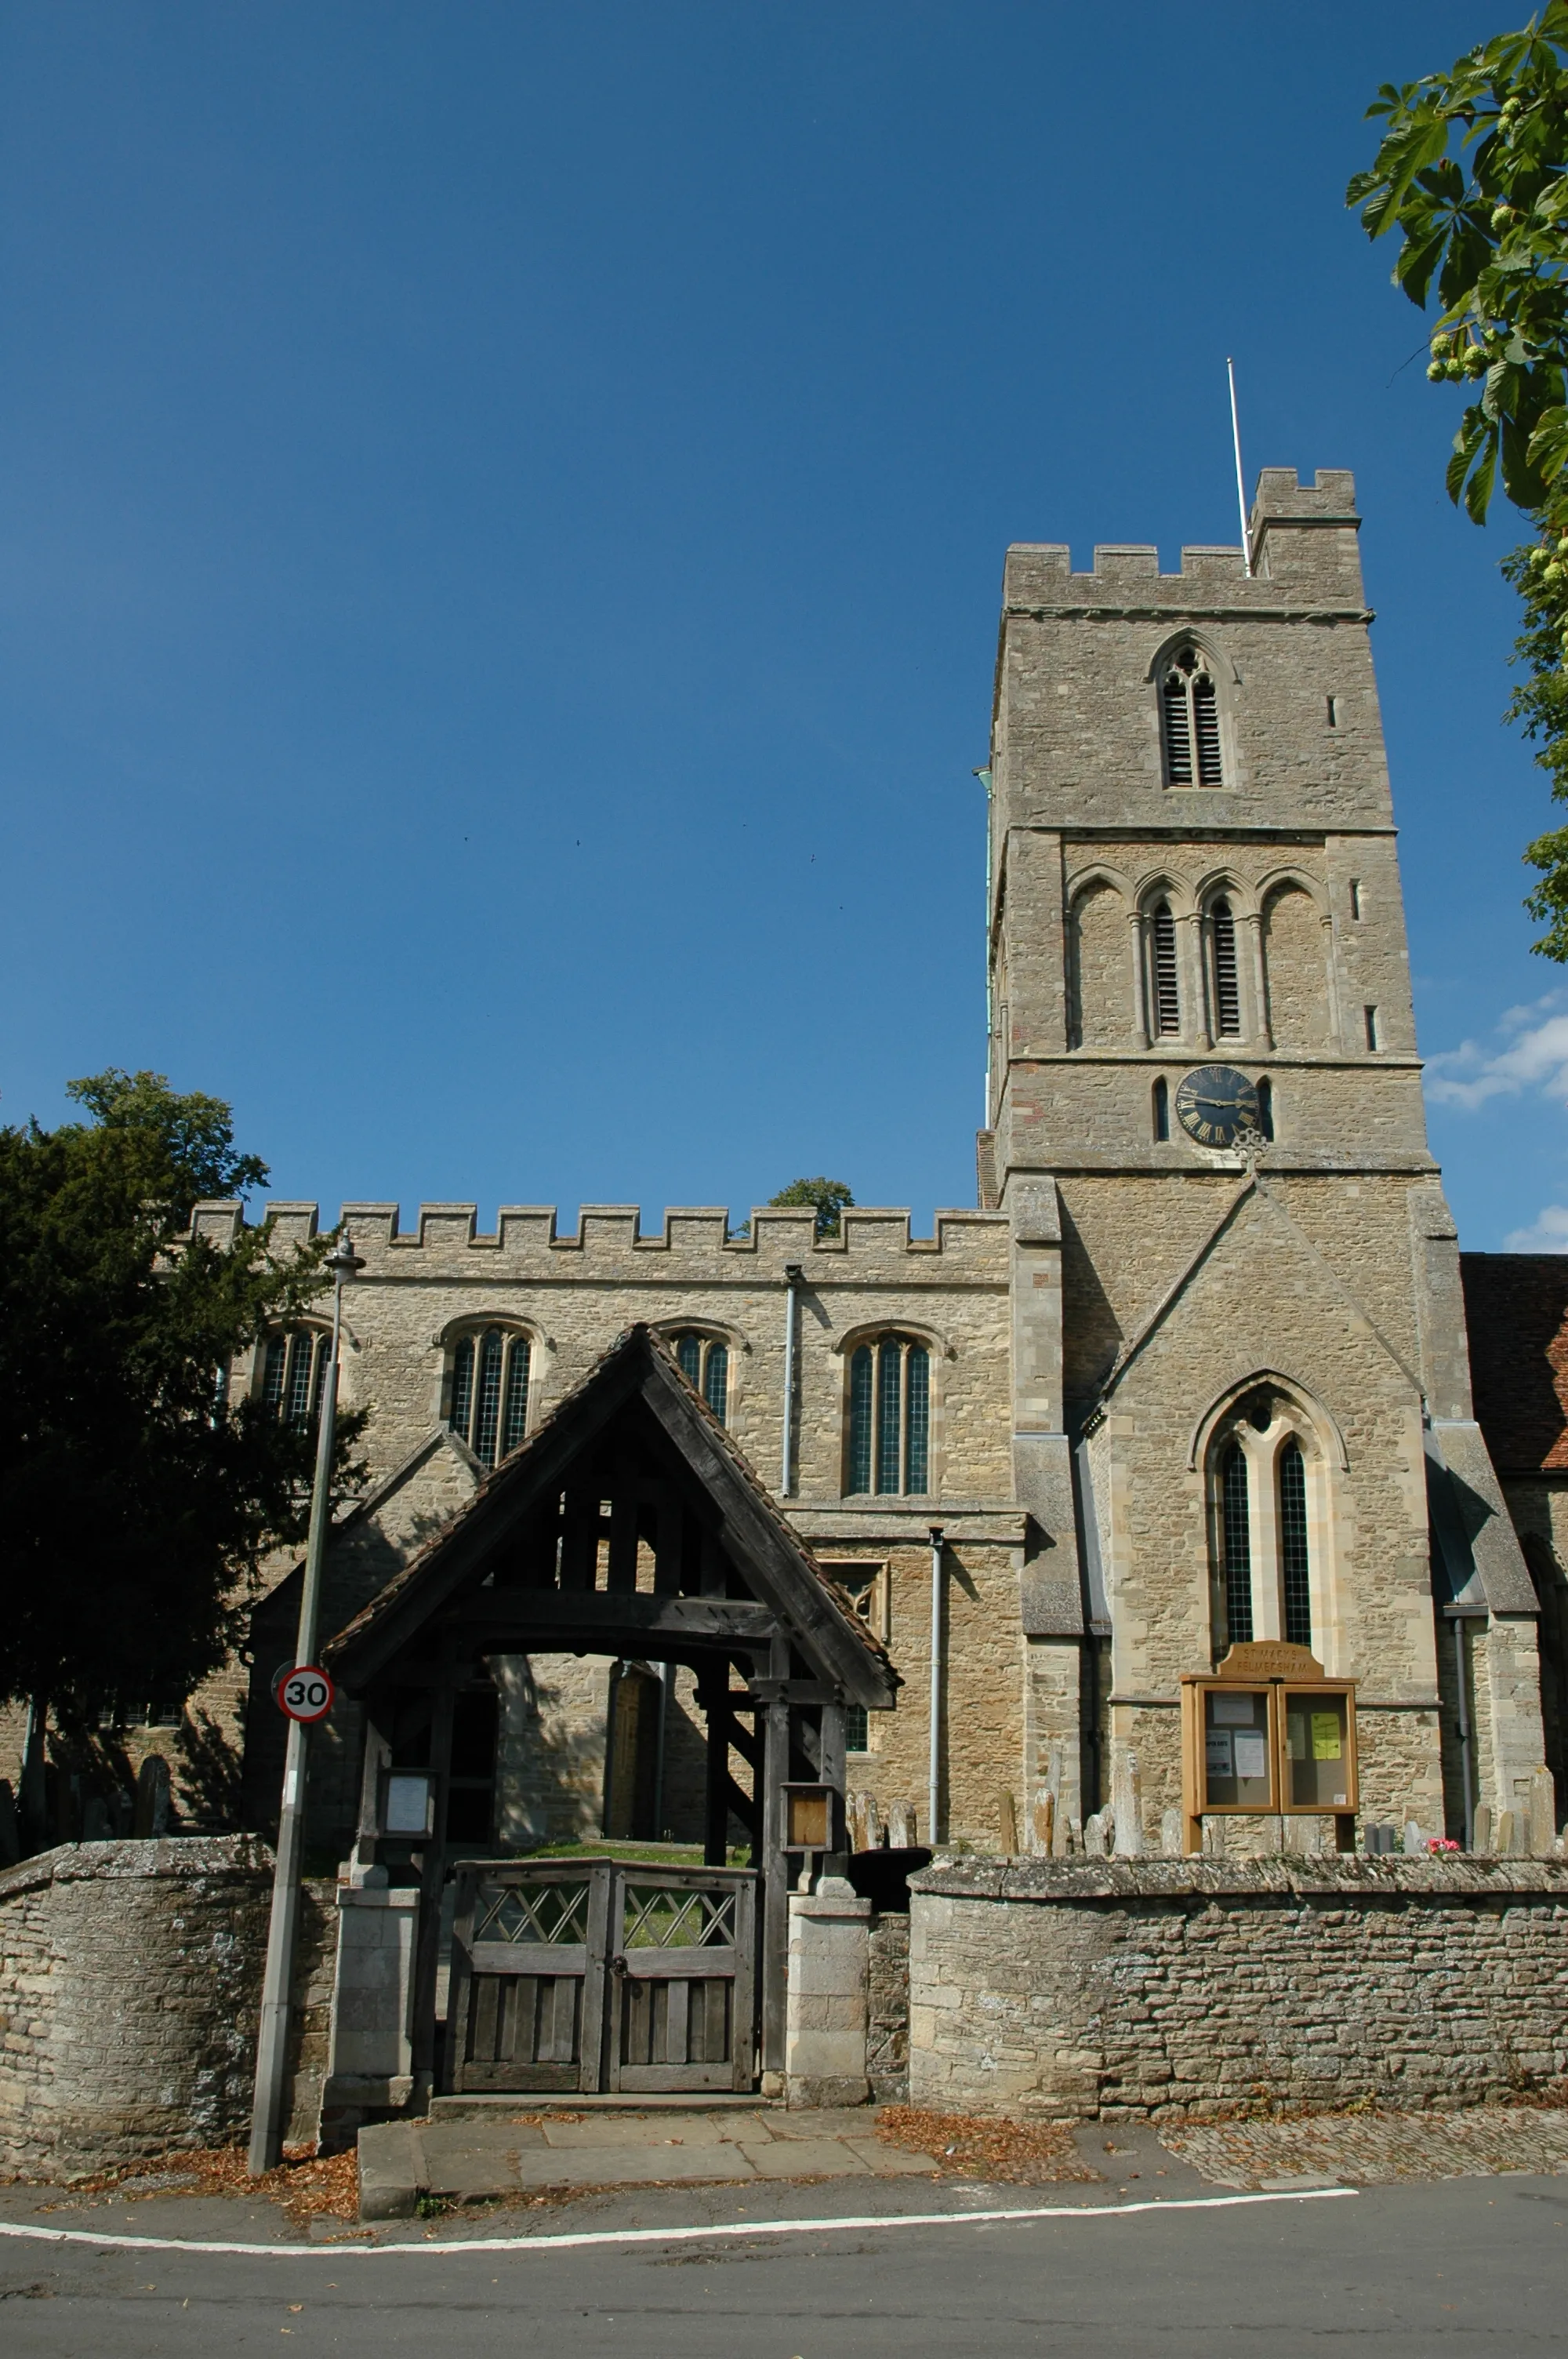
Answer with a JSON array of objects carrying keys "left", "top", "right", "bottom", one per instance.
[{"left": 1, "top": 2, "right": 1561, "bottom": 1247}]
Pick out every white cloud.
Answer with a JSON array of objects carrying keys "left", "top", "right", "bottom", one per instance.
[
  {"left": 1503, "top": 1205, "right": 1568, "bottom": 1252},
  {"left": 1425, "top": 996, "right": 1568, "bottom": 1110}
]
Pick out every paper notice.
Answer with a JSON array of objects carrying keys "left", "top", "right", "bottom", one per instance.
[
  {"left": 1232, "top": 1731, "right": 1269, "bottom": 1782},
  {"left": 1311, "top": 1711, "right": 1342, "bottom": 1761},
  {"left": 1211, "top": 1692, "right": 1256, "bottom": 1726},
  {"left": 1205, "top": 1728, "right": 1233, "bottom": 1779},
  {"left": 1287, "top": 1716, "right": 1307, "bottom": 1761}
]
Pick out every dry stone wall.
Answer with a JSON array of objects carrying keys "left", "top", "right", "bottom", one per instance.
[
  {"left": 0, "top": 1836, "right": 328, "bottom": 2175},
  {"left": 909, "top": 1856, "right": 1568, "bottom": 2121},
  {"left": 867, "top": 1912, "right": 910, "bottom": 2103}
]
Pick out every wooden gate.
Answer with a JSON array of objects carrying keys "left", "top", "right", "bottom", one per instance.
[{"left": 444, "top": 1859, "right": 757, "bottom": 2095}]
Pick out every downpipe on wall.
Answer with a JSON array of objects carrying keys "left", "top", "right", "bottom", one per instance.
[{"left": 928, "top": 1526, "right": 945, "bottom": 1845}]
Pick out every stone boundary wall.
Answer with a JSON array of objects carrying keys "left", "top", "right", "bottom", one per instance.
[
  {"left": 0, "top": 1837, "right": 332, "bottom": 2175},
  {"left": 868, "top": 1914, "right": 909, "bottom": 2104},
  {"left": 909, "top": 1856, "right": 1568, "bottom": 2121}
]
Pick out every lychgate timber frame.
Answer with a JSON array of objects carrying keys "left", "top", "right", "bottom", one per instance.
[{"left": 324, "top": 1323, "right": 897, "bottom": 2093}]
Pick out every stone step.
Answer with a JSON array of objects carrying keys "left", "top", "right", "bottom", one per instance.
[{"left": 427, "top": 2089, "right": 781, "bottom": 2119}]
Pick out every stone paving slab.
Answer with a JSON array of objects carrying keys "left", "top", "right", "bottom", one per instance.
[
  {"left": 511, "top": 2143, "right": 757, "bottom": 2189},
  {"left": 736, "top": 2137, "right": 873, "bottom": 2178},
  {"left": 537, "top": 2114, "right": 763, "bottom": 2147},
  {"left": 358, "top": 2106, "right": 940, "bottom": 2217}
]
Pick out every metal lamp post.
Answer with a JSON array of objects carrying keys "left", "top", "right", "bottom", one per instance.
[{"left": 247, "top": 1230, "right": 364, "bottom": 2175}]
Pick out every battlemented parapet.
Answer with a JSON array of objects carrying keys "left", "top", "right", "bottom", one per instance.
[
  {"left": 188, "top": 1200, "right": 1009, "bottom": 1279},
  {"left": 1000, "top": 469, "right": 1367, "bottom": 612}
]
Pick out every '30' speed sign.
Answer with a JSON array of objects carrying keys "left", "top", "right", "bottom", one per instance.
[{"left": 274, "top": 1664, "right": 335, "bottom": 1723}]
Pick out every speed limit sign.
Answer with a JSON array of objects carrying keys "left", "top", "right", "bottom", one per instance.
[{"left": 274, "top": 1663, "right": 335, "bottom": 1723}]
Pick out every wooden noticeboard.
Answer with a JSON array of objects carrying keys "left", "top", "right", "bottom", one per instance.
[{"left": 1179, "top": 1642, "right": 1358, "bottom": 1856}]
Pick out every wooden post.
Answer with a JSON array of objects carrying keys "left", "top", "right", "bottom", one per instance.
[
  {"left": 818, "top": 1699, "right": 847, "bottom": 1856},
  {"left": 760, "top": 1640, "right": 791, "bottom": 2079},
  {"left": 408, "top": 1645, "right": 459, "bottom": 2099},
  {"left": 353, "top": 1709, "right": 392, "bottom": 1874},
  {"left": 702, "top": 1668, "right": 732, "bottom": 1868}
]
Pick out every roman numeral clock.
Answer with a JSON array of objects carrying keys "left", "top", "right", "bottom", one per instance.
[{"left": 1174, "top": 1064, "right": 1262, "bottom": 1150}]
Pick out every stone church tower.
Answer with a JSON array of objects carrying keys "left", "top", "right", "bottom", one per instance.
[
  {"left": 984, "top": 467, "right": 1547, "bottom": 1843},
  {"left": 14, "top": 465, "right": 1552, "bottom": 1871}
]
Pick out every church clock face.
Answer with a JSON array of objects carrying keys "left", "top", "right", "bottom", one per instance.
[{"left": 1174, "top": 1063, "right": 1261, "bottom": 1149}]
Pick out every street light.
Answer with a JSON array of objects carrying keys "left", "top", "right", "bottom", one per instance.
[{"left": 247, "top": 1230, "right": 364, "bottom": 2175}]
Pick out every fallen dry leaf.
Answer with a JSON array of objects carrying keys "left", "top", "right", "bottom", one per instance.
[{"left": 876, "top": 2106, "right": 1099, "bottom": 2184}]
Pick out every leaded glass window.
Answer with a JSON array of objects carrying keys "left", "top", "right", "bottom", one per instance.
[
  {"left": 847, "top": 1337, "right": 931, "bottom": 1496},
  {"left": 1279, "top": 1439, "right": 1312, "bottom": 1647},
  {"left": 1221, "top": 1444, "right": 1254, "bottom": 1645},
  {"left": 260, "top": 1329, "right": 329, "bottom": 1428},
  {"left": 448, "top": 1328, "right": 531, "bottom": 1467},
  {"left": 671, "top": 1331, "right": 729, "bottom": 1423}
]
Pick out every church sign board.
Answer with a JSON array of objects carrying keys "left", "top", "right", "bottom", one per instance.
[{"left": 1179, "top": 1642, "right": 1358, "bottom": 1854}]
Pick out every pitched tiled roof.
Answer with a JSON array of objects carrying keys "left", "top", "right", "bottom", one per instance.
[
  {"left": 1461, "top": 1253, "right": 1568, "bottom": 1473},
  {"left": 325, "top": 1321, "right": 897, "bottom": 1701}
]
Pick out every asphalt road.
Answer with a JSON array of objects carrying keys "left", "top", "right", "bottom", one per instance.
[{"left": 0, "top": 2175, "right": 1563, "bottom": 2356}]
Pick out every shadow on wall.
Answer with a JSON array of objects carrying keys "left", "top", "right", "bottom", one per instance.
[
  {"left": 0, "top": 1701, "right": 246, "bottom": 1863},
  {"left": 175, "top": 1710, "right": 247, "bottom": 1830}
]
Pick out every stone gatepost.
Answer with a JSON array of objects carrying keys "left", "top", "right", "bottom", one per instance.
[
  {"left": 321, "top": 1871, "right": 418, "bottom": 2141},
  {"left": 784, "top": 1877, "right": 871, "bottom": 2109}
]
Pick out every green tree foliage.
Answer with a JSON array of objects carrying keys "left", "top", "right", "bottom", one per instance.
[
  {"left": 1348, "top": 3, "right": 1568, "bottom": 953},
  {"left": 766, "top": 1177, "right": 855, "bottom": 1239},
  {"left": 0, "top": 1070, "right": 362, "bottom": 1714}
]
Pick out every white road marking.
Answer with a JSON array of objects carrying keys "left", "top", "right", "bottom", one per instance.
[{"left": 0, "top": 2186, "right": 1355, "bottom": 2259}]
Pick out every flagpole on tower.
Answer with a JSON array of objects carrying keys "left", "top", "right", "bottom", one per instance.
[{"left": 1228, "top": 357, "right": 1252, "bottom": 579}]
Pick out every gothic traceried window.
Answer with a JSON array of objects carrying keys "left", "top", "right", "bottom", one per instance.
[
  {"left": 819, "top": 1563, "right": 889, "bottom": 1751},
  {"left": 448, "top": 1327, "right": 531, "bottom": 1467},
  {"left": 1207, "top": 1397, "right": 1321, "bottom": 1659},
  {"left": 1160, "top": 647, "right": 1224, "bottom": 787},
  {"left": 672, "top": 1330, "right": 729, "bottom": 1423},
  {"left": 260, "top": 1329, "right": 329, "bottom": 1428},
  {"left": 1279, "top": 1440, "right": 1312, "bottom": 1648},
  {"left": 1221, "top": 1444, "right": 1254, "bottom": 1644},
  {"left": 848, "top": 1336, "right": 931, "bottom": 1496}
]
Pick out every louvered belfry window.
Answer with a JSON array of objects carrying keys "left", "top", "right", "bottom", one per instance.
[
  {"left": 448, "top": 1328, "right": 531, "bottom": 1467},
  {"left": 1210, "top": 899, "right": 1242, "bottom": 1037},
  {"left": 1161, "top": 647, "right": 1223, "bottom": 787},
  {"left": 1150, "top": 901, "right": 1181, "bottom": 1037}
]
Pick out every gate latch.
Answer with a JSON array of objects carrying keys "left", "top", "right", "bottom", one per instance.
[{"left": 610, "top": 1953, "right": 628, "bottom": 1976}]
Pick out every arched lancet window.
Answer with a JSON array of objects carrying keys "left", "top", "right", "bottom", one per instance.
[
  {"left": 1221, "top": 1444, "right": 1254, "bottom": 1644},
  {"left": 848, "top": 1335, "right": 931, "bottom": 1496},
  {"left": 1160, "top": 647, "right": 1224, "bottom": 787},
  {"left": 261, "top": 1329, "right": 329, "bottom": 1428},
  {"left": 1256, "top": 1077, "right": 1274, "bottom": 1140},
  {"left": 1152, "top": 1075, "right": 1170, "bottom": 1141},
  {"left": 672, "top": 1330, "right": 729, "bottom": 1423},
  {"left": 1279, "top": 1440, "right": 1312, "bottom": 1648},
  {"left": 1207, "top": 1391, "right": 1323, "bottom": 1658},
  {"left": 448, "top": 1328, "right": 531, "bottom": 1467},
  {"left": 1209, "top": 899, "right": 1242, "bottom": 1038},
  {"left": 1149, "top": 900, "right": 1181, "bottom": 1037}
]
